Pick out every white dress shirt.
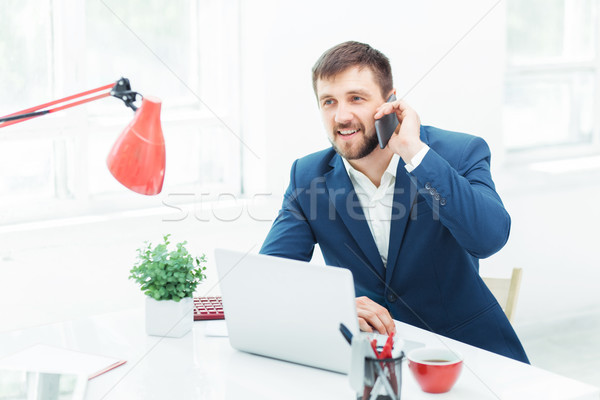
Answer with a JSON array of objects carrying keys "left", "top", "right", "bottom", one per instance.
[{"left": 342, "top": 145, "right": 429, "bottom": 266}]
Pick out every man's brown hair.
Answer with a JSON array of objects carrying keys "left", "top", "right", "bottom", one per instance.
[{"left": 311, "top": 41, "right": 393, "bottom": 99}]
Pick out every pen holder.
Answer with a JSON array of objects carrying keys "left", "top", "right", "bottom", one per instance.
[{"left": 358, "top": 352, "right": 404, "bottom": 400}]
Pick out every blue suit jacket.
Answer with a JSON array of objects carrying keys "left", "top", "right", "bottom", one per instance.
[{"left": 260, "top": 125, "right": 529, "bottom": 363}]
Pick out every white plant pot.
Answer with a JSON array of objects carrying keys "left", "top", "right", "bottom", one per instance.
[{"left": 145, "top": 296, "right": 193, "bottom": 338}]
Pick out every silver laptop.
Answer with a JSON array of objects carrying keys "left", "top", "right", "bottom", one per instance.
[{"left": 214, "top": 248, "right": 360, "bottom": 374}]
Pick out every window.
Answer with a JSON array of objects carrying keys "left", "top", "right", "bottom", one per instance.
[
  {"left": 504, "top": 0, "right": 599, "bottom": 153},
  {"left": 0, "top": 0, "right": 241, "bottom": 224}
]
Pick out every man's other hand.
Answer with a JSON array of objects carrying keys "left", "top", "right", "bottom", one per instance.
[{"left": 356, "top": 296, "right": 396, "bottom": 335}]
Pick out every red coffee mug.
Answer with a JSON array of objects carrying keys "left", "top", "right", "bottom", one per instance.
[{"left": 407, "top": 348, "right": 463, "bottom": 393}]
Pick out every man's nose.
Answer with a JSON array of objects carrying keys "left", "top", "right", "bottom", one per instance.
[{"left": 335, "top": 103, "right": 353, "bottom": 124}]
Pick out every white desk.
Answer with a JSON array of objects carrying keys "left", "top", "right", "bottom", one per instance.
[{"left": 0, "top": 308, "right": 598, "bottom": 400}]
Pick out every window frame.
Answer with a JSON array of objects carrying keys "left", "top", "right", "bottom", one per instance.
[
  {"left": 503, "top": 0, "right": 600, "bottom": 164},
  {"left": 0, "top": 0, "right": 243, "bottom": 226}
]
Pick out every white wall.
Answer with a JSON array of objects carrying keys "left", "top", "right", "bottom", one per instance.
[
  {"left": 485, "top": 168, "right": 600, "bottom": 326},
  {"left": 240, "top": 0, "right": 507, "bottom": 196}
]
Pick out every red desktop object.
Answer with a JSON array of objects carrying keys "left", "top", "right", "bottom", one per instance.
[
  {"left": 193, "top": 296, "right": 225, "bottom": 320},
  {"left": 0, "top": 78, "right": 166, "bottom": 195}
]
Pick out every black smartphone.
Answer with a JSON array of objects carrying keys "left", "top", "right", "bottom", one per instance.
[{"left": 375, "top": 94, "right": 399, "bottom": 149}]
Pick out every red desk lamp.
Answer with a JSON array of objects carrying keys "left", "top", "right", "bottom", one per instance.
[{"left": 0, "top": 78, "right": 166, "bottom": 195}]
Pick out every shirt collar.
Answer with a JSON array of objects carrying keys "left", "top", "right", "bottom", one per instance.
[{"left": 342, "top": 153, "right": 400, "bottom": 182}]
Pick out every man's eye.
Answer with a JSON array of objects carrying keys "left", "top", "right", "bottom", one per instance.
[
  {"left": 323, "top": 99, "right": 334, "bottom": 106},
  {"left": 352, "top": 96, "right": 362, "bottom": 101}
]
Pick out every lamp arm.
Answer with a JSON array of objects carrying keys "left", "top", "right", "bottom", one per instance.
[{"left": 0, "top": 77, "right": 142, "bottom": 128}]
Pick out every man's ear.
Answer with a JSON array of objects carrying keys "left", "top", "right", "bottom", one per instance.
[{"left": 383, "top": 89, "right": 396, "bottom": 101}]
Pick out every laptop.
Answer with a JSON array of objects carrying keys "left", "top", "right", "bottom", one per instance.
[{"left": 214, "top": 248, "right": 360, "bottom": 374}]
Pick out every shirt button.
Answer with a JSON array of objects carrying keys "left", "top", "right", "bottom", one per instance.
[
  {"left": 425, "top": 182, "right": 432, "bottom": 190},
  {"left": 440, "top": 198, "right": 447, "bottom": 206},
  {"left": 387, "top": 293, "right": 397, "bottom": 303},
  {"left": 434, "top": 193, "right": 441, "bottom": 201},
  {"left": 429, "top": 188, "right": 436, "bottom": 196}
]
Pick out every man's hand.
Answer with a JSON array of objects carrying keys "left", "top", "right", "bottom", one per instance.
[
  {"left": 356, "top": 296, "right": 396, "bottom": 335},
  {"left": 374, "top": 99, "right": 424, "bottom": 163}
]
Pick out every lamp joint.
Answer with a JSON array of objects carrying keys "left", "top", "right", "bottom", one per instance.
[{"left": 111, "top": 77, "right": 141, "bottom": 112}]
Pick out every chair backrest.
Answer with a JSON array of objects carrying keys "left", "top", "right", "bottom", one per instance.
[{"left": 481, "top": 268, "right": 523, "bottom": 323}]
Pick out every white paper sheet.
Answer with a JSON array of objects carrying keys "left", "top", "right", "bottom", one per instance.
[{"left": 0, "top": 343, "right": 126, "bottom": 379}]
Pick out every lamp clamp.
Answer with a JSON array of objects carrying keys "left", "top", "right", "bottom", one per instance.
[{"left": 111, "top": 77, "right": 142, "bottom": 112}]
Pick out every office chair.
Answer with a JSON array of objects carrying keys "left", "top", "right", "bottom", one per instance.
[{"left": 482, "top": 268, "right": 523, "bottom": 323}]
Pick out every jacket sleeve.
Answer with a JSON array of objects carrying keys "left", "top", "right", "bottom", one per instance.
[
  {"left": 260, "top": 160, "right": 317, "bottom": 261},
  {"left": 409, "top": 136, "right": 510, "bottom": 258}
]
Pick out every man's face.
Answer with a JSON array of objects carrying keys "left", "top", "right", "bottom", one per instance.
[{"left": 316, "top": 66, "right": 387, "bottom": 160}]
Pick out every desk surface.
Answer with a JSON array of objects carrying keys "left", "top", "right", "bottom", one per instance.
[{"left": 0, "top": 308, "right": 598, "bottom": 400}]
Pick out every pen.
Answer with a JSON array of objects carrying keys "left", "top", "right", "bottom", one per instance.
[
  {"left": 370, "top": 339, "right": 380, "bottom": 358},
  {"left": 381, "top": 331, "right": 394, "bottom": 358}
]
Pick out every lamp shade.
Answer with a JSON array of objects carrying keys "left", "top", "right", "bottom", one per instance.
[{"left": 107, "top": 96, "right": 166, "bottom": 195}]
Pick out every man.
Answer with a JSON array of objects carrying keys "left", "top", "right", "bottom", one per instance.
[{"left": 260, "top": 41, "right": 529, "bottom": 363}]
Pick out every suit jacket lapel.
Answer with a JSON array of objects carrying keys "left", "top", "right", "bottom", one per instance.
[
  {"left": 385, "top": 161, "right": 418, "bottom": 285},
  {"left": 386, "top": 127, "right": 428, "bottom": 284},
  {"left": 324, "top": 154, "right": 385, "bottom": 278}
]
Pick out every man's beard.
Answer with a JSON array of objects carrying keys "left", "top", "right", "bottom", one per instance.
[{"left": 329, "top": 124, "right": 379, "bottom": 160}]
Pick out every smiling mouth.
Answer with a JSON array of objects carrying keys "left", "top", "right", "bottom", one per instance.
[{"left": 338, "top": 129, "right": 360, "bottom": 136}]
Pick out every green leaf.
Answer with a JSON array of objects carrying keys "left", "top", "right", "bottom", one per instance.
[{"left": 129, "top": 234, "right": 208, "bottom": 301}]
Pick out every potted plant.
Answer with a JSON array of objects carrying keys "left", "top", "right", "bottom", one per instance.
[{"left": 129, "top": 234, "right": 207, "bottom": 337}]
